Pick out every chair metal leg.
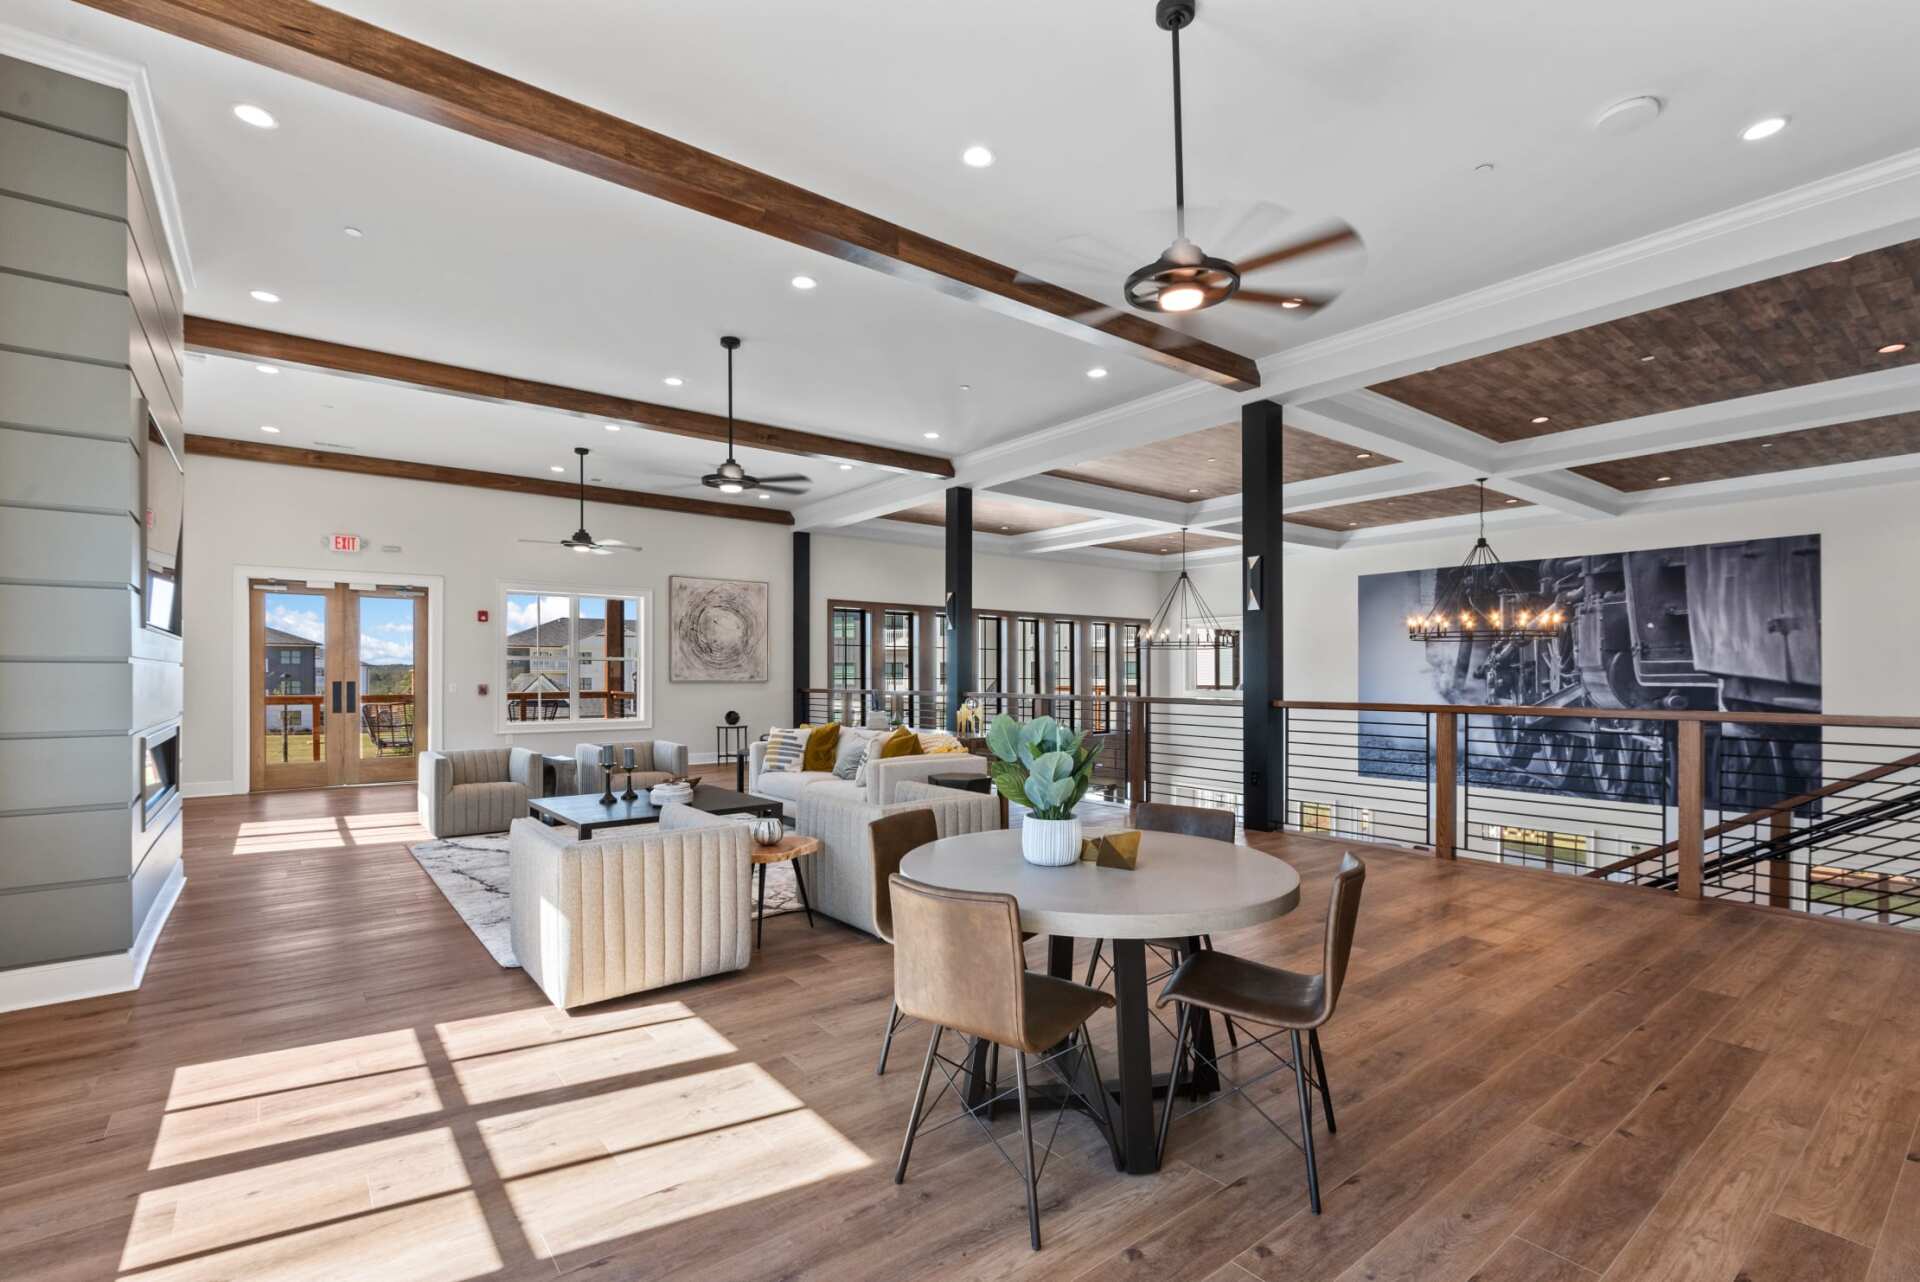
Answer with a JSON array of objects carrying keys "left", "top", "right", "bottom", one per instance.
[
  {"left": 875, "top": 1000, "right": 900, "bottom": 1076},
  {"left": 1077, "top": 1023, "right": 1120, "bottom": 1169},
  {"left": 1290, "top": 1029, "right": 1322, "bottom": 1214},
  {"left": 988, "top": 1042, "right": 1002, "bottom": 1121},
  {"left": 1155, "top": 1003, "right": 1194, "bottom": 1168},
  {"left": 1310, "top": 1028, "right": 1336, "bottom": 1133},
  {"left": 1083, "top": 938, "right": 1104, "bottom": 988},
  {"left": 1014, "top": 1050, "right": 1041, "bottom": 1251},
  {"left": 894, "top": 1024, "right": 943, "bottom": 1184}
]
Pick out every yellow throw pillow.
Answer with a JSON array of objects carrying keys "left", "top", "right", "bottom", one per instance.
[
  {"left": 878, "top": 726, "right": 922, "bottom": 759},
  {"left": 802, "top": 722, "right": 841, "bottom": 772},
  {"left": 916, "top": 729, "right": 968, "bottom": 754}
]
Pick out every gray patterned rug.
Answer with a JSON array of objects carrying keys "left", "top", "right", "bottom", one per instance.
[{"left": 407, "top": 833, "right": 801, "bottom": 969}]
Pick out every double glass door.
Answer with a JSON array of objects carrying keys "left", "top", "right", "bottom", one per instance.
[{"left": 250, "top": 579, "right": 429, "bottom": 791}]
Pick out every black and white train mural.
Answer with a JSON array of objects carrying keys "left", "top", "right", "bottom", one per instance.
[{"left": 1357, "top": 535, "right": 1823, "bottom": 811}]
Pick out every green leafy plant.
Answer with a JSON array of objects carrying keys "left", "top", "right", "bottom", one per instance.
[{"left": 983, "top": 713, "right": 1104, "bottom": 821}]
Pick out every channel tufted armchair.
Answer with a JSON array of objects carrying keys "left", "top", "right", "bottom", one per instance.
[
  {"left": 418, "top": 746, "right": 548, "bottom": 838},
  {"left": 573, "top": 739, "right": 689, "bottom": 797}
]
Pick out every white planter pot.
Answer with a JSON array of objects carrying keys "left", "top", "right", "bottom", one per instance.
[{"left": 1021, "top": 816, "right": 1083, "bottom": 867}]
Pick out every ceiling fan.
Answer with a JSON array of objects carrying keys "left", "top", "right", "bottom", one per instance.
[
  {"left": 1115, "top": 0, "right": 1361, "bottom": 318},
  {"left": 519, "top": 447, "right": 642, "bottom": 555},
  {"left": 701, "top": 336, "right": 812, "bottom": 496}
]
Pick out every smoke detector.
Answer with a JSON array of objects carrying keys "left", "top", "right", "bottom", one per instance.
[{"left": 1595, "top": 96, "right": 1663, "bottom": 135}]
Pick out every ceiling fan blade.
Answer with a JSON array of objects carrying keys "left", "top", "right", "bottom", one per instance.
[
  {"left": 752, "top": 473, "right": 812, "bottom": 485},
  {"left": 1232, "top": 288, "right": 1336, "bottom": 311},
  {"left": 756, "top": 484, "right": 808, "bottom": 495},
  {"left": 1233, "top": 226, "right": 1360, "bottom": 276},
  {"left": 517, "top": 538, "right": 568, "bottom": 546}
]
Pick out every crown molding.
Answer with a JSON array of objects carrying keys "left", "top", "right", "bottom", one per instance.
[{"left": 0, "top": 22, "right": 196, "bottom": 290}]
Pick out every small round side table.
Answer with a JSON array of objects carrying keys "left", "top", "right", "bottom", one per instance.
[{"left": 751, "top": 832, "right": 820, "bottom": 947}]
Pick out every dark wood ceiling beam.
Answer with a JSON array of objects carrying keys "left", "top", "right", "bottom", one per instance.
[
  {"left": 185, "top": 434, "right": 794, "bottom": 525},
  {"left": 185, "top": 317, "right": 955, "bottom": 477},
  {"left": 91, "top": 0, "right": 1261, "bottom": 391}
]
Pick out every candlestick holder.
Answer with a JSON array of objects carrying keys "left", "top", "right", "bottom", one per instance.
[
  {"left": 620, "top": 747, "right": 640, "bottom": 802},
  {"left": 598, "top": 747, "right": 617, "bottom": 806}
]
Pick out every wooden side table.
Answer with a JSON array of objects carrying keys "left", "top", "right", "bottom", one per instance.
[{"left": 751, "top": 832, "right": 820, "bottom": 947}]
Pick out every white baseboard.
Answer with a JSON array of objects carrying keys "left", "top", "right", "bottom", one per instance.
[
  {"left": 182, "top": 780, "right": 239, "bottom": 798},
  {"left": 0, "top": 861, "right": 186, "bottom": 1013}
]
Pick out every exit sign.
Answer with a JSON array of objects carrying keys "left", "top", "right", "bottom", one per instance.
[{"left": 328, "top": 533, "right": 363, "bottom": 553}]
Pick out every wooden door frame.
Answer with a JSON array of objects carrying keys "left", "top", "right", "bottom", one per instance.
[
  {"left": 234, "top": 565, "right": 445, "bottom": 794},
  {"left": 346, "top": 587, "right": 429, "bottom": 786},
  {"left": 249, "top": 579, "right": 338, "bottom": 792}
]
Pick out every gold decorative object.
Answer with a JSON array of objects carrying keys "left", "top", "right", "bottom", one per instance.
[{"left": 1078, "top": 829, "right": 1142, "bottom": 870}]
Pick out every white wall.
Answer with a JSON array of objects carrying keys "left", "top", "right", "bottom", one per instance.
[
  {"left": 182, "top": 455, "right": 795, "bottom": 791},
  {"left": 806, "top": 533, "right": 1166, "bottom": 687}
]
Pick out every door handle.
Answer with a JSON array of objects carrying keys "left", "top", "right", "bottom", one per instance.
[
  {"left": 346, "top": 681, "right": 358, "bottom": 713},
  {"left": 332, "top": 681, "right": 342, "bottom": 713}
]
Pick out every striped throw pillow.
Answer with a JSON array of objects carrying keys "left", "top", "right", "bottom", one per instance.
[
  {"left": 762, "top": 726, "right": 809, "bottom": 774},
  {"left": 916, "top": 729, "right": 968, "bottom": 755}
]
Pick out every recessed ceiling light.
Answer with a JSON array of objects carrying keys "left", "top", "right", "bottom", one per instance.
[
  {"left": 258, "top": 424, "right": 280, "bottom": 434},
  {"left": 550, "top": 465, "right": 566, "bottom": 473},
  {"left": 758, "top": 493, "right": 771, "bottom": 500},
  {"left": 604, "top": 423, "right": 621, "bottom": 432},
  {"left": 663, "top": 376, "right": 683, "bottom": 387},
  {"left": 1355, "top": 452, "right": 1371, "bottom": 459},
  {"left": 232, "top": 103, "right": 277, "bottom": 129},
  {"left": 254, "top": 364, "right": 278, "bottom": 375},
  {"left": 1530, "top": 415, "right": 1551, "bottom": 424},
  {"left": 342, "top": 226, "right": 363, "bottom": 239},
  {"left": 1761, "top": 442, "right": 1774, "bottom": 448},
  {"left": 1879, "top": 342, "right": 1908, "bottom": 354},
  {"left": 1831, "top": 255, "right": 1853, "bottom": 263},
  {"left": 249, "top": 289, "right": 280, "bottom": 303},
  {"left": 1348, "top": 520, "right": 1359, "bottom": 527},
  {"left": 1001, "top": 524, "right": 1010, "bottom": 531},
  {"left": 1086, "top": 367, "right": 1108, "bottom": 379},
  {"left": 960, "top": 384, "right": 973, "bottom": 392},
  {"left": 923, "top": 431, "right": 940, "bottom": 439},
  {"left": 1206, "top": 456, "right": 1218, "bottom": 463},
  {"left": 1280, "top": 298, "right": 1305, "bottom": 309},
  {"left": 791, "top": 275, "right": 817, "bottom": 290},
  {"left": 961, "top": 145, "right": 994, "bottom": 168},
  {"left": 1188, "top": 487, "right": 1199, "bottom": 493},
  {"left": 1656, "top": 475, "right": 1673, "bottom": 483},
  {"left": 1504, "top": 497, "right": 1518, "bottom": 504},
  {"left": 838, "top": 463, "right": 853, "bottom": 471},
  {"left": 1640, "top": 354, "right": 1657, "bottom": 362},
  {"left": 1741, "top": 116, "right": 1789, "bottom": 142}
]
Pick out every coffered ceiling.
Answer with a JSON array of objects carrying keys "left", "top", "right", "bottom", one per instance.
[
  {"left": 1572, "top": 411, "right": 1920, "bottom": 491},
  {"left": 1095, "top": 530, "right": 1240, "bottom": 556},
  {"left": 884, "top": 496, "right": 1085, "bottom": 536},
  {"left": 1289, "top": 486, "right": 1531, "bottom": 533}
]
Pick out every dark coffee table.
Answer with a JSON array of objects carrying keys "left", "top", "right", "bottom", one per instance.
[{"left": 528, "top": 785, "right": 781, "bottom": 839}]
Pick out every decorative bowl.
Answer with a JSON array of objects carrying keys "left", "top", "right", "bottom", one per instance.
[
  {"left": 649, "top": 781, "right": 695, "bottom": 806},
  {"left": 749, "top": 816, "right": 785, "bottom": 847}
]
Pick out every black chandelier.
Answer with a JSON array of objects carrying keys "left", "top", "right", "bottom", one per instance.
[
  {"left": 1146, "top": 528, "right": 1231, "bottom": 649},
  {"left": 1407, "top": 480, "right": 1564, "bottom": 643}
]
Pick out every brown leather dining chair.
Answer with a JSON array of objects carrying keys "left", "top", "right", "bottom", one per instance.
[
  {"left": 869, "top": 808, "right": 938, "bottom": 1076},
  {"left": 1155, "top": 852, "right": 1366, "bottom": 1215},
  {"left": 890, "top": 874, "right": 1116, "bottom": 1251}
]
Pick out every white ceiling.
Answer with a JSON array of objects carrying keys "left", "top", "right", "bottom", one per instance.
[{"left": 10, "top": 0, "right": 1920, "bottom": 549}]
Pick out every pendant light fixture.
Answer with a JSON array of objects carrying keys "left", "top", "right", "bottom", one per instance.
[
  {"left": 1407, "top": 480, "right": 1563, "bottom": 643},
  {"left": 1146, "top": 528, "right": 1231, "bottom": 649}
]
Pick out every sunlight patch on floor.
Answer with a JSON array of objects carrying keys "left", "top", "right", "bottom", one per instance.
[
  {"left": 151, "top": 1065, "right": 441, "bottom": 1169},
  {"left": 122, "top": 1128, "right": 470, "bottom": 1272},
  {"left": 166, "top": 1029, "right": 426, "bottom": 1111},
  {"left": 450, "top": 1014, "right": 735, "bottom": 1105},
  {"left": 434, "top": 999, "right": 696, "bottom": 1061}
]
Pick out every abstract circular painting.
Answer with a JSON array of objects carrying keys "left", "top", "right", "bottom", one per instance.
[{"left": 669, "top": 576, "right": 769, "bottom": 682}]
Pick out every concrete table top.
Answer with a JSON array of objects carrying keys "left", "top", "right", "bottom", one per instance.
[{"left": 900, "top": 829, "right": 1301, "bottom": 940}]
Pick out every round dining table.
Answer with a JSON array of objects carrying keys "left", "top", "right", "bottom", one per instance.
[{"left": 900, "top": 828, "right": 1301, "bottom": 1174}]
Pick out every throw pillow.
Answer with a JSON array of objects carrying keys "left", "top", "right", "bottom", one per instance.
[
  {"left": 878, "top": 726, "right": 922, "bottom": 759},
  {"left": 834, "top": 739, "right": 870, "bottom": 781},
  {"left": 802, "top": 722, "right": 841, "bottom": 772},
  {"left": 762, "top": 726, "right": 808, "bottom": 774},
  {"left": 916, "top": 729, "right": 968, "bottom": 755}
]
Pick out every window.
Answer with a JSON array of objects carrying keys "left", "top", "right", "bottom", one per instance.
[
  {"left": 1122, "top": 624, "right": 1143, "bottom": 696},
  {"left": 1498, "top": 826, "right": 1589, "bottom": 867},
  {"left": 1196, "top": 630, "right": 1240, "bottom": 690},
  {"left": 1298, "top": 800, "right": 1334, "bottom": 834},
  {"left": 976, "top": 615, "right": 1002, "bottom": 694},
  {"left": 882, "top": 610, "right": 915, "bottom": 695},
  {"left": 935, "top": 611, "right": 947, "bottom": 690},
  {"left": 1015, "top": 618, "right": 1041, "bottom": 695},
  {"left": 1051, "top": 620, "right": 1076, "bottom": 727},
  {"left": 1089, "top": 623, "right": 1111, "bottom": 731},
  {"left": 502, "top": 589, "right": 647, "bottom": 727},
  {"left": 831, "top": 606, "right": 870, "bottom": 693}
]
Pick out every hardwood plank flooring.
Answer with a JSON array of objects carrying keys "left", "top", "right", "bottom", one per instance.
[{"left": 3, "top": 783, "right": 1919, "bottom": 1280}]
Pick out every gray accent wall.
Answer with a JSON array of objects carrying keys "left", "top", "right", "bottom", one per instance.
[{"left": 0, "top": 55, "right": 186, "bottom": 971}]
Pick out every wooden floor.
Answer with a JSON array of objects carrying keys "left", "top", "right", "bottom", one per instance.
[{"left": 4, "top": 785, "right": 1920, "bottom": 1281}]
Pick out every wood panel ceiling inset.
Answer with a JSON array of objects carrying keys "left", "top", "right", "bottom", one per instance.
[
  {"left": 1573, "top": 411, "right": 1920, "bottom": 491},
  {"left": 1371, "top": 241, "right": 1920, "bottom": 441},
  {"left": 1096, "top": 530, "right": 1240, "bottom": 556},
  {"left": 884, "top": 495, "right": 1086, "bottom": 535},
  {"left": 1289, "top": 485, "right": 1531, "bottom": 532},
  {"left": 1048, "top": 423, "right": 1397, "bottom": 502}
]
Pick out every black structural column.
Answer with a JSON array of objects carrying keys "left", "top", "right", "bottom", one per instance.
[
  {"left": 792, "top": 531, "right": 811, "bottom": 726},
  {"left": 1241, "top": 400, "right": 1285, "bottom": 830},
  {"left": 944, "top": 487, "right": 974, "bottom": 731}
]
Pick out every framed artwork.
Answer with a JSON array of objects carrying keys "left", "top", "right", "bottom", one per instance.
[{"left": 669, "top": 576, "right": 770, "bottom": 682}]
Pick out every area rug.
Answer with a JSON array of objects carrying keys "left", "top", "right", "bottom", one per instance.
[{"left": 408, "top": 833, "right": 802, "bottom": 969}]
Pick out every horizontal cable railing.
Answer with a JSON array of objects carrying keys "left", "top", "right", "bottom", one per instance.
[{"left": 1279, "top": 706, "right": 1431, "bottom": 849}]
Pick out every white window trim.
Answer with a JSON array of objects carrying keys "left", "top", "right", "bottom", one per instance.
[{"left": 497, "top": 583, "right": 654, "bottom": 735}]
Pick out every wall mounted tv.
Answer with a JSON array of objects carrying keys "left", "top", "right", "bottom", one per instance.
[{"left": 143, "top": 419, "right": 184, "bottom": 634}]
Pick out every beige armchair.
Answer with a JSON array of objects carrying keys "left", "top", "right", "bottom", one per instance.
[
  {"left": 509, "top": 803, "right": 753, "bottom": 1009},
  {"left": 574, "top": 739, "right": 690, "bottom": 796},
  {"left": 418, "top": 747, "right": 546, "bottom": 838}
]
